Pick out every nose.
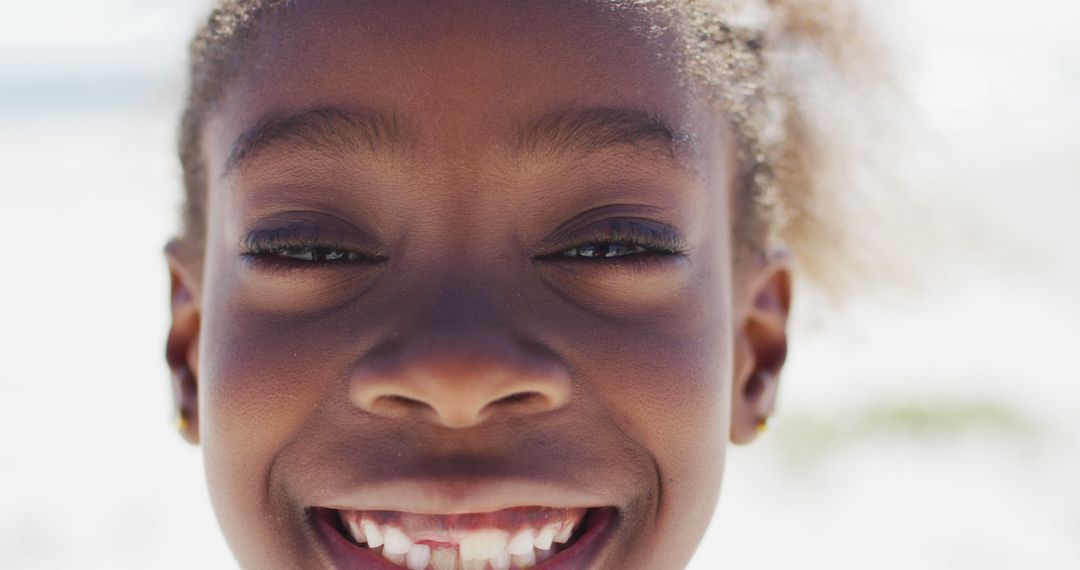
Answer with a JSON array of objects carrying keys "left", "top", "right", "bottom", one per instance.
[{"left": 349, "top": 333, "right": 572, "bottom": 428}]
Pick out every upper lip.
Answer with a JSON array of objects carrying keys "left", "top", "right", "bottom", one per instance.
[{"left": 312, "top": 477, "right": 615, "bottom": 514}]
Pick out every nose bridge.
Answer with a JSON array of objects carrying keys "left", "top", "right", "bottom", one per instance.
[{"left": 417, "top": 268, "right": 512, "bottom": 330}]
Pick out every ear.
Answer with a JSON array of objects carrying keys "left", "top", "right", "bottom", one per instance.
[
  {"left": 730, "top": 249, "right": 792, "bottom": 445},
  {"left": 164, "top": 240, "right": 201, "bottom": 445}
]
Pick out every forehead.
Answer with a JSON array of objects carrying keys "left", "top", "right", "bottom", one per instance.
[{"left": 206, "top": 0, "right": 723, "bottom": 172}]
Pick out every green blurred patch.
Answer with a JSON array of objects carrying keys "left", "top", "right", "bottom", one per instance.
[
  {"left": 769, "top": 399, "right": 1036, "bottom": 465},
  {"left": 853, "top": 400, "right": 1032, "bottom": 435}
]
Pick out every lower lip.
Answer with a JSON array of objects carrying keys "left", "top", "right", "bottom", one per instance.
[{"left": 311, "top": 506, "right": 617, "bottom": 570}]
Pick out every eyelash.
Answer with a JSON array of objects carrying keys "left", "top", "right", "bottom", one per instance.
[
  {"left": 240, "top": 228, "right": 386, "bottom": 267},
  {"left": 539, "top": 223, "right": 687, "bottom": 264},
  {"left": 239, "top": 222, "right": 686, "bottom": 267}
]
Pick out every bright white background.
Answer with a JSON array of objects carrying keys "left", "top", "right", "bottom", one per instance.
[{"left": 1, "top": 1, "right": 1077, "bottom": 568}]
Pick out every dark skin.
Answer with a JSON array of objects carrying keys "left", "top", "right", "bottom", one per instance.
[{"left": 165, "top": 1, "right": 790, "bottom": 568}]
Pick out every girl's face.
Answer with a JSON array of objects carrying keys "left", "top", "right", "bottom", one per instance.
[{"left": 166, "top": 1, "right": 789, "bottom": 568}]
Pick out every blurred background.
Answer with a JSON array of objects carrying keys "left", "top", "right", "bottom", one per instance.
[{"left": 1, "top": 0, "right": 1077, "bottom": 568}]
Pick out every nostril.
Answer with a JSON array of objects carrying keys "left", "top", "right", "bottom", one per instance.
[
  {"left": 369, "top": 394, "right": 433, "bottom": 418},
  {"left": 382, "top": 394, "right": 422, "bottom": 406},
  {"left": 482, "top": 391, "right": 551, "bottom": 415},
  {"left": 494, "top": 391, "right": 541, "bottom": 405}
]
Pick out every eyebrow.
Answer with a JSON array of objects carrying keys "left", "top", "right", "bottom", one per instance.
[
  {"left": 224, "top": 107, "right": 407, "bottom": 175},
  {"left": 224, "top": 105, "right": 696, "bottom": 176},
  {"left": 515, "top": 107, "right": 697, "bottom": 166}
]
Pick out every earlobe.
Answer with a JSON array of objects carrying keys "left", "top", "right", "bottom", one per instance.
[
  {"left": 165, "top": 240, "right": 201, "bottom": 445},
  {"left": 730, "top": 251, "right": 792, "bottom": 445}
]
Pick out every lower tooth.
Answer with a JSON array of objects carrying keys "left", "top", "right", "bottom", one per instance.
[
  {"left": 536, "top": 547, "right": 554, "bottom": 563},
  {"left": 462, "top": 560, "right": 487, "bottom": 570},
  {"left": 430, "top": 547, "right": 457, "bottom": 570},
  {"left": 512, "top": 550, "right": 537, "bottom": 568}
]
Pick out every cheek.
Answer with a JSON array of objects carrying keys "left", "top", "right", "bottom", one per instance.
[
  {"left": 582, "top": 270, "right": 732, "bottom": 482},
  {"left": 200, "top": 311, "right": 342, "bottom": 453},
  {"left": 582, "top": 229, "right": 732, "bottom": 566},
  {"left": 197, "top": 263, "right": 384, "bottom": 480},
  {"left": 559, "top": 272, "right": 731, "bottom": 569},
  {"left": 578, "top": 215, "right": 732, "bottom": 453},
  {"left": 196, "top": 240, "right": 377, "bottom": 564},
  {"left": 196, "top": 177, "right": 373, "bottom": 464}
]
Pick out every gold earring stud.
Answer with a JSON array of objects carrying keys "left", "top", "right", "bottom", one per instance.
[
  {"left": 176, "top": 414, "right": 189, "bottom": 433},
  {"left": 755, "top": 417, "right": 769, "bottom": 434}
]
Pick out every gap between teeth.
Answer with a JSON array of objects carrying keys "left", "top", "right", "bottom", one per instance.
[{"left": 345, "top": 519, "right": 576, "bottom": 570}]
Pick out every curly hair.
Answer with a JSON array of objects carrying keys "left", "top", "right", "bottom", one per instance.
[{"left": 176, "top": 0, "right": 876, "bottom": 286}]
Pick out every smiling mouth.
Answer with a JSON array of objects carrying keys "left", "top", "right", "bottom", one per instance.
[{"left": 312, "top": 505, "right": 616, "bottom": 569}]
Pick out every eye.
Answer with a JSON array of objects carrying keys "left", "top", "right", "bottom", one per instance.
[
  {"left": 240, "top": 228, "right": 386, "bottom": 267},
  {"left": 538, "top": 219, "right": 688, "bottom": 264},
  {"left": 559, "top": 242, "right": 649, "bottom": 259},
  {"left": 265, "top": 245, "right": 368, "bottom": 262}
]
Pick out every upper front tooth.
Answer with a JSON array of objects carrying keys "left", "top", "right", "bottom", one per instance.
[
  {"left": 459, "top": 529, "right": 509, "bottom": 561},
  {"left": 406, "top": 544, "right": 431, "bottom": 570},
  {"left": 430, "top": 547, "right": 458, "bottom": 570},
  {"left": 491, "top": 550, "right": 511, "bottom": 570},
  {"left": 534, "top": 525, "right": 557, "bottom": 550},
  {"left": 382, "top": 527, "right": 413, "bottom": 555},
  {"left": 554, "top": 522, "right": 574, "bottom": 544},
  {"left": 507, "top": 528, "right": 537, "bottom": 555},
  {"left": 361, "top": 521, "right": 383, "bottom": 548}
]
